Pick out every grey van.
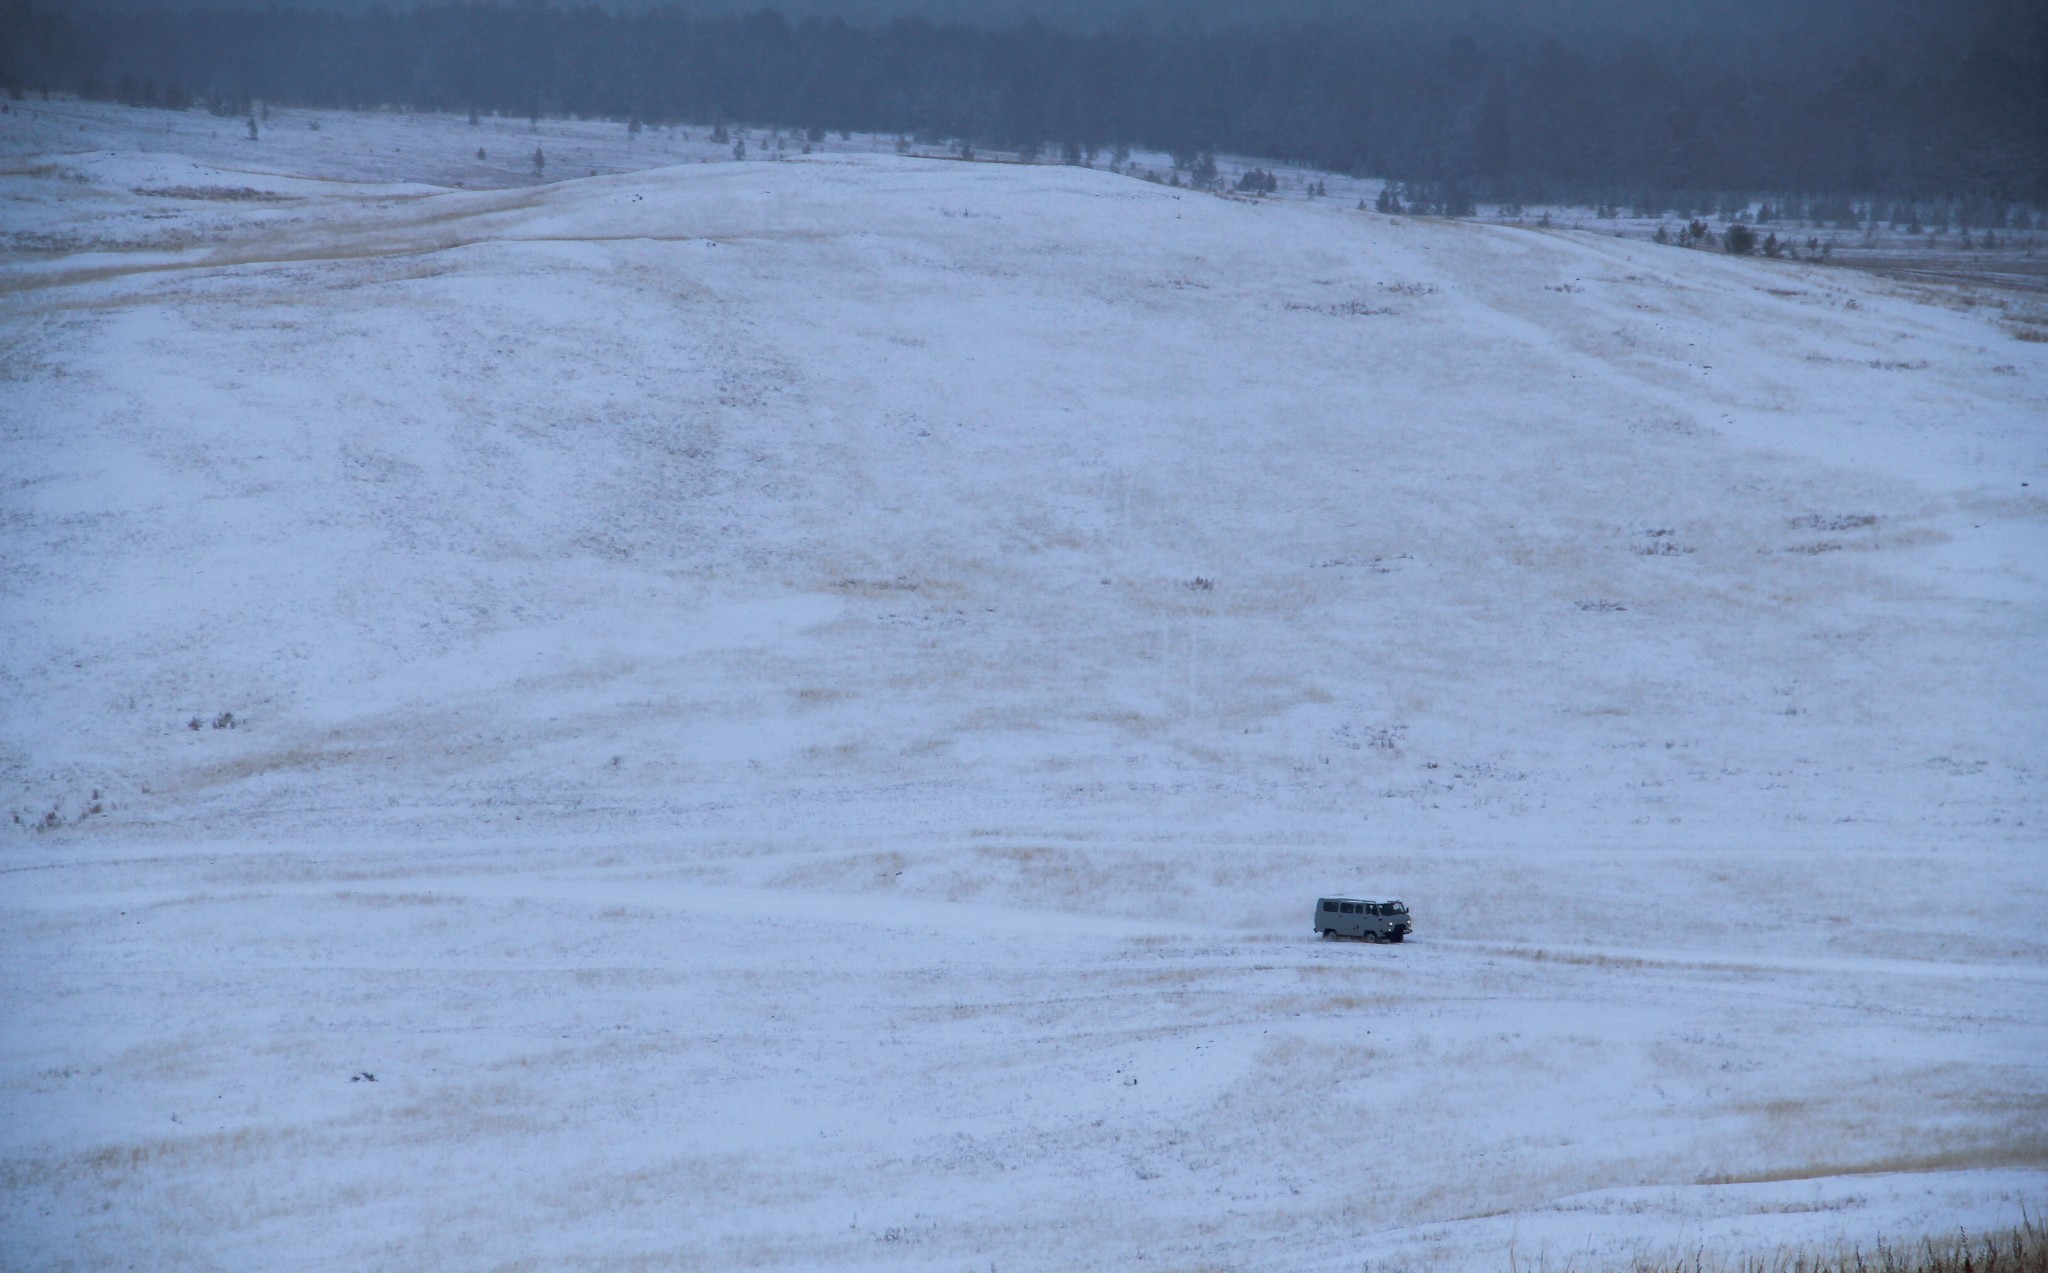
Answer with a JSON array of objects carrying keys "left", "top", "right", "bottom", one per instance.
[{"left": 1315, "top": 897, "right": 1411, "bottom": 942}]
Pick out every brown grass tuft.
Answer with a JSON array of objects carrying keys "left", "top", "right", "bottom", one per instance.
[{"left": 1632, "top": 1219, "right": 2047, "bottom": 1273}]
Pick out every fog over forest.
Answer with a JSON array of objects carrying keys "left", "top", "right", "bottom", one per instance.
[{"left": 7, "top": 0, "right": 2042, "bottom": 202}]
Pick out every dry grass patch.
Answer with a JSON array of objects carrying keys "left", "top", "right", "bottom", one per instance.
[{"left": 1632, "top": 1220, "right": 2047, "bottom": 1273}]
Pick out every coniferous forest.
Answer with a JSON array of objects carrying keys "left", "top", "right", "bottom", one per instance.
[{"left": 3, "top": 0, "right": 2043, "bottom": 206}]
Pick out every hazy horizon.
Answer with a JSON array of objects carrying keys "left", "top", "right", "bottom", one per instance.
[{"left": 42, "top": 0, "right": 2013, "bottom": 46}]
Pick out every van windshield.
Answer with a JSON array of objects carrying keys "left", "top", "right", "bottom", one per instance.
[{"left": 1388, "top": 901, "right": 1407, "bottom": 912}]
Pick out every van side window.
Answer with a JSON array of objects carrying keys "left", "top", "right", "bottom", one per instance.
[
  {"left": 1341, "top": 902, "right": 1356, "bottom": 914},
  {"left": 1321, "top": 900, "right": 1336, "bottom": 912}
]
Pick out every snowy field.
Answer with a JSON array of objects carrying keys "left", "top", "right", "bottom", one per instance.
[{"left": 3, "top": 100, "right": 2046, "bottom": 1270}]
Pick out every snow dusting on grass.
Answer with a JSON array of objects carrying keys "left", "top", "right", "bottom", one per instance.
[{"left": 2, "top": 100, "right": 2044, "bottom": 1271}]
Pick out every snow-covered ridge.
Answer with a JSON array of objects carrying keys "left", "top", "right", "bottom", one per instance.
[{"left": 2, "top": 102, "right": 2043, "bottom": 1271}]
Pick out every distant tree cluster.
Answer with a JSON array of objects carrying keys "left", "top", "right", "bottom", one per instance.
[{"left": 2, "top": 1, "right": 2042, "bottom": 201}]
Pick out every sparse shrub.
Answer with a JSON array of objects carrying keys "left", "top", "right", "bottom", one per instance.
[{"left": 1724, "top": 223, "right": 1757, "bottom": 253}]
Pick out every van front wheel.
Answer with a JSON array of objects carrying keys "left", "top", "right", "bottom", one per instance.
[{"left": 1319, "top": 928, "right": 1335, "bottom": 940}]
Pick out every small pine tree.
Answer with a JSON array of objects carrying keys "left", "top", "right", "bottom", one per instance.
[
  {"left": 1724, "top": 224, "right": 1756, "bottom": 254},
  {"left": 733, "top": 138, "right": 746, "bottom": 160},
  {"left": 245, "top": 114, "right": 258, "bottom": 141},
  {"left": 1375, "top": 183, "right": 1401, "bottom": 214},
  {"left": 476, "top": 146, "right": 486, "bottom": 160},
  {"left": 711, "top": 122, "right": 729, "bottom": 144},
  {"left": 532, "top": 146, "right": 545, "bottom": 176}
]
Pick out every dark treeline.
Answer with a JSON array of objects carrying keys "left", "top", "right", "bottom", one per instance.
[{"left": 4, "top": 1, "right": 2044, "bottom": 202}]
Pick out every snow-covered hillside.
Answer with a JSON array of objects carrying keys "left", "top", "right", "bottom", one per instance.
[{"left": 3, "top": 103, "right": 2044, "bottom": 1271}]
